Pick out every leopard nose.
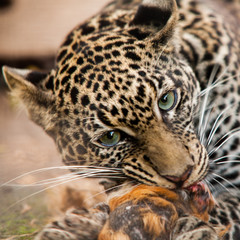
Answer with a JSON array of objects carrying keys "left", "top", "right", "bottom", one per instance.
[{"left": 163, "top": 166, "right": 193, "bottom": 186}]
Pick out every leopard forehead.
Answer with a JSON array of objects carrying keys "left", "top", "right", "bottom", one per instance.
[{"left": 52, "top": 31, "right": 198, "bottom": 130}]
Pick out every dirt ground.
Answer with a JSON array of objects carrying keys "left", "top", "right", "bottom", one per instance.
[
  {"left": 0, "top": 93, "right": 62, "bottom": 184},
  {"left": 0, "top": 1, "right": 110, "bottom": 238}
]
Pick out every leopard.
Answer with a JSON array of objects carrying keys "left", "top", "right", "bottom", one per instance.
[{"left": 2, "top": 0, "right": 240, "bottom": 239}]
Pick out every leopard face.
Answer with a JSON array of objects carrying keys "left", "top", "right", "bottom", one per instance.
[
  {"left": 3, "top": 0, "right": 211, "bottom": 189},
  {"left": 53, "top": 34, "right": 207, "bottom": 188}
]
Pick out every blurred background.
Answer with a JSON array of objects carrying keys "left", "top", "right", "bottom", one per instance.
[
  {"left": 0, "top": 0, "right": 109, "bottom": 87},
  {"left": 0, "top": 0, "right": 108, "bottom": 238}
]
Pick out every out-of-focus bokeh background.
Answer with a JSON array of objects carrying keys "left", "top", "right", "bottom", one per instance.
[{"left": 0, "top": 0, "right": 108, "bottom": 238}]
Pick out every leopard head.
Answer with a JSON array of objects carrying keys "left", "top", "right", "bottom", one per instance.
[{"left": 3, "top": 0, "right": 209, "bottom": 189}]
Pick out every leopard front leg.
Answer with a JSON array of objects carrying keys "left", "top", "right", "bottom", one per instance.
[{"left": 35, "top": 203, "right": 109, "bottom": 240}]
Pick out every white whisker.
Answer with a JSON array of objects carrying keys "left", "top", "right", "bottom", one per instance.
[
  {"left": 211, "top": 176, "right": 231, "bottom": 194},
  {"left": 198, "top": 64, "right": 222, "bottom": 137},
  {"left": 204, "top": 179, "right": 215, "bottom": 193},
  {"left": 5, "top": 171, "right": 125, "bottom": 188},
  {"left": 213, "top": 160, "right": 240, "bottom": 165},
  {"left": 0, "top": 166, "right": 122, "bottom": 188},
  {"left": 208, "top": 127, "right": 240, "bottom": 157},
  {"left": 198, "top": 71, "right": 238, "bottom": 97},
  {"left": 5, "top": 173, "right": 84, "bottom": 188},
  {"left": 212, "top": 173, "right": 238, "bottom": 192},
  {"left": 206, "top": 105, "right": 233, "bottom": 147},
  {"left": 212, "top": 155, "right": 240, "bottom": 163},
  {"left": 200, "top": 106, "right": 213, "bottom": 145}
]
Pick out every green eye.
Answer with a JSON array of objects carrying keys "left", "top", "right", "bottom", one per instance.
[
  {"left": 158, "top": 90, "right": 177, "bottom": 111},
  {"left": 98, "top": 131, "right": 121, "bottom": 147}
]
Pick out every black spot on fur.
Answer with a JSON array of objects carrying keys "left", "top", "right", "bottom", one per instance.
[
  {"left": 62, "top": 53, "right": 74, "bottom": 65},
  {"left": 122, "top": 108, "right": 129, "bottom": 117},
  {"left": 173, "top": 69, "right": 183, "bottom": 76},
  {"left": 137, "top": 85, "right": 146, "bottom": 98},
  {"left": 81, "top": 95, "right": 90, "bottom": 106},
  {"left": 138, "top": 71, "right": 146, "bottom": 77},
  {"left": 77, "top": 57, "right": 84, "bottom": 65},
  {"left": 86, "top": 73, "right": 93, "bottom": 83},
  {"left": 160, "top": 55, "right": 168, "bottom": 62},
  {"left": 104, "top": 43, "right": 113, "bottom": 50},
  {"left": 104, "top": 53, "right": 111, "bottom": 59},
  {"left": 81, "top": 24, "right": 95, "bottom": 35},
  {"left": 125, "top": 52, "right": 141, "bottom": 61},
  {"left": 97, "top": 111, "right": 114, "bottom": 126},
  {"left": 75, "top": 118, "right": 80, "bottom": 126},
  {"left": 57, "top": 49, "right": 67, "bottom": 62},
  {"left": 73, "top": 109, "right": 79, "bottom": 115},
  {"left": 202, "top": 52, "right": 213, "bottom": 61},
  {"left": 71, "top": 42, "right": 78, "bottom": 51},
  {"left": 88, "top": 34, "right": 106, "bottom": 41},
  {"left": 99, "top": 20, "right": 111, "bottom": 28},
  {"left": 114, "top": 41, "right": 125, "bottom": 47},
  {"left": 103, "top": 80, "right": 110, "bottom": 90},
  {"left": 70, "top": 87, "right": 79, "bottom": 105},
  {"left": 64, "top": 109, "right": 69, "bottom": 115},
  {"left": 96, "top": 93, "right": 102, "bottom": 101},
  {"left": 94, "top": 55, "right": 103, "bottom": 64},
  {"left": 62, "top": 37, "right": 73, "bottom": 47},
  {"left": 112, "top": 50, "right": 121, "bottom": 57},
  {"left": 76, "top": 144, "right": 87, "bottom": 154},
  {"left": 130, "top": 117, "right": 140, "bottom": 125},
  {"left": 55, "top": 79, "right": 60, "bottom": 90},
  {"left": 116, "top": 19, "right": 126, "bottom": 28},
  {"left": 67, "top": 66, "right": 77, "bottom": 74},
  {"left": 61, "top": 75, "right": 70, "bottom": 85},
  {"left": 68, "top": 145, "right": 75, "bottom": 156},
  {"left": 94, "top": 46, "right": 103, "bottom": 52},
  {"left": 81, "top": 64, "right": 93, "bottom": 74},
  {"left": 130, "top": 64, "right": 140, "bottom": 69},
  {"left": 93, "top": 82, "right": 99, "bottom": 92},
  {"left": 88, "top": 50, "right": 94, "bottom": 56},
  {"left": 90, "top": 104, "right": 97, "bottom": 111},
  {"left": 89, "top": 73, "right": 95, "bottom": 80},
  {"left": 64, "top": 83, "right": 70, "bottom": 93},
  {"left": 60, "top": 64, "right": 69, "bottom": 74},
  {"left": 111, "top": 106, "right": 119, "bottom": 116}
]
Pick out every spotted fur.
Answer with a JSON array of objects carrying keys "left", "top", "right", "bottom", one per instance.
[{"left": 2, "top": 0, "right": 240, "bottom": 239}]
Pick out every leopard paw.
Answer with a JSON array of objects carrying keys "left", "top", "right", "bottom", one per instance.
[
  {"left": 35, "top": 203, "right": 109, "bottom": 240},
  {"left": 172, "top": 216, "right": 220, "bottom": 240}
]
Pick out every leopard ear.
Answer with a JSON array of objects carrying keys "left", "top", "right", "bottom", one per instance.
[
  {"left": 131, "top": 0, "right": 178, "bottom": 47},
  {"left": 2, "top": 66, "right": 56, "bottom": 134}
]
